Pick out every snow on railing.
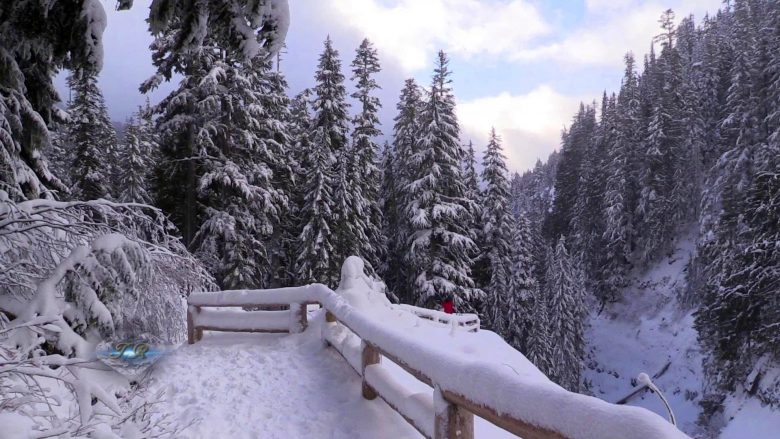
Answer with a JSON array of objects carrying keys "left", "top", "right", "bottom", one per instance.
[
  {"left": 186, "top": 257, "right": 691, "bottom": 439},
  {"left": 393, "top": 304, "right": 480, "bottom": 332}
]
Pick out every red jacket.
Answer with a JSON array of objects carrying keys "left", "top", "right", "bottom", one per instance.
[{"left": 442, "top": 299, "right": 454, "bottom": 314}]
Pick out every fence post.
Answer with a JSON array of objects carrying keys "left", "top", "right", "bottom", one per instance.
[
  {"left": 434, "top": 386, "right": 474, "bottom": 439},
  {"left": 361, "top": 342, "right": 380, "bottom": 400},
  {"left": 290, "top": 303, "right": 308, "bottom": 333},
  {"left": 187, "top": 305, "right": 195, "bottom": 345},
  {"left": 193, "top": 305, "right": 203, "bottom": 342},
  {"left": 322, "top": 309, "right": 337, "bottom": 346}
]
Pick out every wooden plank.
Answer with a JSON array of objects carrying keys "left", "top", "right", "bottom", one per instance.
[
  {"left": 378, "top": 347, "right": 434, "bottom": 387},
  {"left": 435, "top": 387, "right": 474, "bottom": 439},
  {"left": 195, "top": 326, "right": 290, "bottom": 334},
  {"left": 329, "top": 313, "right": 434, "bottom": 386},
  {"left": 361, "top": 342, "right": 380, "bottom": 400},
  {"left": 375, "top": 390, "right": 433, "bottom": 439},
  {"left": 441, "top": 390, "right": 567, "bottom": 439}
]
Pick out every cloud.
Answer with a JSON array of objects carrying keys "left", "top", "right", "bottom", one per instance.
[
  {"left": 313, "top": 0, "right": 723, "bottom": 73},
  {"left": 456, "top": 86, "right": 583, "bottom": 173},
  {"left": 320, "top": 0, "right": 550, "bottom": 73},
  {"left": 517, "top": 0, "right": 723, "bottom": 67}
]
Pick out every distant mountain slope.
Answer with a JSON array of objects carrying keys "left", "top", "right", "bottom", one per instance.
[{"left": 585, "top": 229, "right": 780, "bottom": 438}]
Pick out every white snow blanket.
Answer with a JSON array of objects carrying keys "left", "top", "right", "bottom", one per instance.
[{"left": 147, "top": 329, "right": 420, "bottom": 439}]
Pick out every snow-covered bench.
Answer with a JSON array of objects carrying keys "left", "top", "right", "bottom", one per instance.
[{"left": 186, "top": 257, "right": 691, "bottom": 439}]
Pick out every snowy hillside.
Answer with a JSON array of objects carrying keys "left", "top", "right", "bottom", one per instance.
[{"left": 585, "top": 231, "right": 780, "bottom": 438}]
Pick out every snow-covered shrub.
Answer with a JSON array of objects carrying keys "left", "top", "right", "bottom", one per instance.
[
  {"left": 0, "top": 195, "right": 214, "bottom": 437},
  {"left": 0, "top": 317, "right": 191, "bottom": 438},
  {"left": 0, "top": 194, "right": 214, "bottom": 345}
]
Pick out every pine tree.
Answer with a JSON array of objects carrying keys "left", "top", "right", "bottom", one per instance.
[
  {"left": 350, "top": 38, "right": 385, "bottom": 271},
  {"left": 187, "top": 55, "right": 288, "bottom": 290},
  {"left": 546, "top": 237, "right": 586, "bottom": 391},
  {"left": 388, "top": 78, "right": 423, "bottom": 302},
  {"left": 117, "top": 111, "right": 154, "bottom": 204},
  {"left": 465, "top": 139, "right": 488, "bottom": 291},
  {"left": 66, "top": 69, "right": 116, "bottom": 201},
  {"left": 296, "top": 127, "right": 336, "bottom": 285},
  {"left": 503, "top": 213, "right": 538, "bottom": 353},
  {"left": 480, "top": 129, "right": 514, "bottom": 332},
  {"left": 297, "top": 37, "right": 349, "bottom": 286},
  {"left": 526, "top": 278, "right": 552, "bottom": 376},
  {"left": 571, "top": 95, "right": 609, "bottom": 293},
  {"left": 636, "top": 10, "right": 686, "bottom": 262},
  {"left": 282, "top": 89, "right": 313, "bottom": 288},
  {"left": 405, "top": 51, "right": 480, "bottom": 309},
  {"left": 380, "top": 141, "right": 404, "bottom": 299},
  {"left": 602, "top": 54, "right": 640, "bottom": 301},
  {"left": 543, "top": 104, "right": 596, "bottom": 240}
]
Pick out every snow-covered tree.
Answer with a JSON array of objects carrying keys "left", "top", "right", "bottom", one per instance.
[
  {"left": 118, "top": 111, "right": 155, "bottom": 204},
  {"left": 386, "top": 78, "right": 423, "bottom": 302},
  {"left": 546, "top": 237, "right": 587, "bottom": 391},
  {"left": 297, "top": 37, "right": 349, "bottom": 286},
  {"left": 380, "top": 141, "right": 404, "bottom": 299},
  {"left": 187, "top": 55, "right": 288, "bottom": 289},
  {"left": 526, "top": 279, "right": 552, "bottom": 377},
  {"left": 601, "top": 54, "right": 640, "bottom": 301},
  {"left": 349, "top": 38, "right": 385, "bottom": 271},
  {"left": 405, "top": 51, "right": 480, "bottom": 310},
  {"left": 66, "top": 69, "right": 116, "bottom": 201},
  {"left": 480, "top": 129, "right": 515, "bottom": 332},
  {"left": 296, "top": 129, "right": 336, "bottom": 285},
  {"left": 503, "top": 213, "right": 539, "bottom": 353}
]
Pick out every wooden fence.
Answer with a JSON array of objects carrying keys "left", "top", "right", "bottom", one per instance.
[{"left": 186, "top": 284, "right": 690, "bottom": 439}]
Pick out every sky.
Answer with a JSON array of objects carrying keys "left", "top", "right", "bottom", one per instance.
[{"left": 64, "top": 0, "right": 724, "bottom": 173}]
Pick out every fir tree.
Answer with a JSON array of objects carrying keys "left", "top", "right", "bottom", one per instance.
[
  {"left": 503, "top": 213, "right": 538, "bottom": 353},
  {"left": 465, "top": 139, "right": 488, "bottom": 291},
  {"left": 405, "top": 51, "right": 480, "bottom": 310},
  {"left": 350, "top": 38, "right": 384, "bottom": 271},
  {"left": 480, "top": 129, "right": 514, "bottom": 332},
  {"left": 66, "top": 69, "right": 116, "bottom": 201},
  {"left": 387, "top": 78, "right": 423, "bottom": 302},
  {"left": 526, "top": 278, "right": 552, "bottom": 376},
  {"left": 117, "top": 111, "right": 154, "bottom": 204},
  {"left": 298, "top": 37, "right": 349, "bottom": 286},
  {"left": 188, "top": 56, "right": 288, "bottom": 290},
  {"left": 546, "top": 237, "right": 586, "bottom": 391},
  {"left": 380, "top": 141, "right": 404, "bottom": 300}
]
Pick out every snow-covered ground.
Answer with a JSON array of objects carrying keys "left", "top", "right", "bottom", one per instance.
[
  {"left": 585, "top": 230, "right": 780, "bottom": 438},
  {"left": 147, "top": 330, "right": 422, "bottom": 439}
]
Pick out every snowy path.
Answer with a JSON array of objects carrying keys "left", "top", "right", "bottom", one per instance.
[{"left": 148, "top": 330, "right": 422, "bottom": 439}]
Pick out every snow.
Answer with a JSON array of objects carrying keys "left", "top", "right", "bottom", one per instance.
[
  {"left": 584, "top": 229, "right": 780, "bottom": 437},
  {"left": 720, "top": 396, "right": 780, "bottom": 439},
  {"left": 585, "top": 231, "right": 705, "bottom": 435},
  {"left": 147, "top": 327, "right": 421, "bottom": 439}
]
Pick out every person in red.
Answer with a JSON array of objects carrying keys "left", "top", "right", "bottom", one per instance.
[{"left": 441, "top": 298, "right": 454, "bottom": 314}]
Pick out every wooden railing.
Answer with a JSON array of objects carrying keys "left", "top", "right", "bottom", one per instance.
[
  {"left": 392, "top": 304, "right": 480, "bottom": 332},
  {"left": 186, "top": 283, "right": 691, "bottom": 439}
]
